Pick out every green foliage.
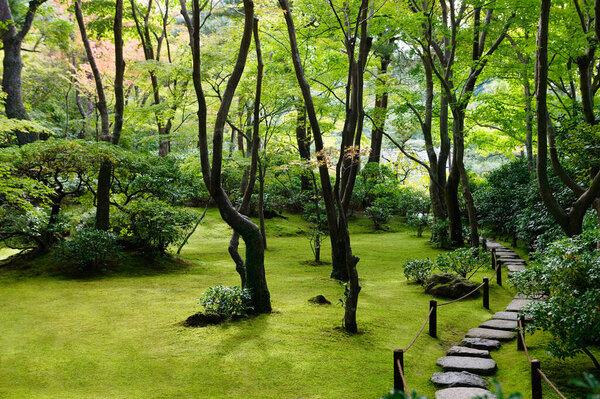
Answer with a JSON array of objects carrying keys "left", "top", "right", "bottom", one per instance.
[
  {"left": 436, "top": 248, "right": 491, "bottom": 279},
  {"left": 112, "top": 200, "right": 196, "bottom": 254},
  {"left": 0, "top": 117, "right": 54, "bottom": 147},
  {"left": 366, "top": 198, "right": 394, "bottom": 230},
  {"left": 570, "top": 373, "right": 600, "bottom": 398},
  {"left": 407, "top": 213, "right": 429, "bottom": 237},
  {"left": 511, "top": 229, "right": 600, "bottom": 362},
  {"left": 403, "top": 258, "right": 434, "bottom": 285},
  {"left": 430, "top": 219, "right": 451, "bottom": 249},
  {"left": 198, "top": 285, "right": 253, "bottom": 318},
  {"left": 54, "top": 228, "right": 120, "bottom": 274}
]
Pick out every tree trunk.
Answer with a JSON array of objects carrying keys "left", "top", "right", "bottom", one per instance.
[
  {"left": 368, "top": 49, "right": 391, "bottom": 164},
  {"left": 295, "top": 100, "right": 312, "bottom": 190},
  {"left": 2, "top": 37, "right": 28, "bottom": 121},
  {"left": 258, "top": 161, "right": 267, "bottom": 249},
  {"left": 1, "top": 0, "right": 47, "bottom": 140}
]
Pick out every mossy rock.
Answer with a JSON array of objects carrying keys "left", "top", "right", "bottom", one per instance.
[{"left": 424, "top": 273, "right": 480, "bottom": 299}]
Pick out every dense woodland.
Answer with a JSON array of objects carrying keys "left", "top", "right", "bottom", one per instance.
[{"left": 1, "top": 0, "right": 599, "bottom": 397}]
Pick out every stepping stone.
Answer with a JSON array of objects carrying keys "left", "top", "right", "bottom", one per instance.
[
  {"left": 431, "top": 371, "right": 490, "bottom": 389},
  {"left": 447, "top": 346, "right": 490, "bottom": 358},
  {"left": 461, "top": 338, "right": 501, "bottom": 350},
  {"left": 466, "top": 328, "right": 515, "bottom": 341},
  {"left": 436, "top": 356, "right": 497, "bottom": 375},
  {"left": 492, "top": 311, "right": 518, "bottom": 321},
  {"left": 507, "top": 265, "right": 526, "bottom": 273},
  {"left": 479, "top": 319, "right": 518, "bottom": 331},
  {"left": 505, "top": 298, "right": 532, "bottom": 312},
  {"left": 435, "top": 387, "right": 496, "bottom": 399}
]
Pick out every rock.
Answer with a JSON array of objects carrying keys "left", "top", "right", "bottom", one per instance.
[
  {"left": 435, "top": 387, "right": 496, "bottom": 399},
  {"left": 505, "top": 298, "right": 532, "bottom": 312},
  {"left": 492, "top": 311, "right": 518, "bottom": 320},
  {"left": 447, "top": 346, "right": 490, "bottom": 358},
  {"left": 461, "top": 338, "right": 501, "bottom": 350},
  {"left": 436, "top": 356, "right": 497, "bottom": 375},
  {"left": 479, "top": 319, "right": 518, "bottom": 331},
  {"left": 182, "top": 312, "right": 224, "bottom": 327},
  {"left": 432, "top": 371, "right": 490, "bottom": 389},
  {"left": 425, "top": 273, "right": 480, "bottom": 299},
  {"left": 466, "top": 328, "right": 516, "bottom": 341},
  {"left": 507, "top": 265, "right": 526, "bottom": 273},
  {"left": 308, "top": 295, "right": 331, "bottom": 305}
]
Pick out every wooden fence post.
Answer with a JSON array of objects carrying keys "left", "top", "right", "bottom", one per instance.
[
  {"left": 393, "top": 349, "right": 405, "bottom": 392},
  {"left": 483, "top": 278, "right": 489, "bottom": 309},
  {"left": 531, "top": 359, "right": 542, "bottom": 399},
  {"left": 491, "top": 248, "right": 496, "bottom": 269},
  {"left": 517, "top": 315, "right": 525, "bottom": 351},
  {"left": 496, "top": 260, "right": 502, "bottom": 286},
  {"left": 429, "top": 300, "right": 437, "bottom": 338}
]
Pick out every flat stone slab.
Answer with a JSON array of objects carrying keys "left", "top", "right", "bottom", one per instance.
[
  {"left": 505, "top": 298, "right": 533, "bottom": 312},
  {"left": 431, "top": 371, "right": 490, "bottom": 389},
  {"left": 435, "top": 387, "right": 496, "bottom": 399},
  {"left": 466, "top": 328, "right": 516, "bottom": 341},
  {"left": 492, "top": 311, "right": 518, "bottom": 320},
  {"left": 479, "top": 319, "right": 518, "bottom": 331},
  {"left": 461, "top": 338, "right": 501, "bottom": 350},
  {"left": 447, "top": 346, "right": 490, "bottom": 358},
  {"left": 436, "top": 356, "right": 497, "bottom": 375}
]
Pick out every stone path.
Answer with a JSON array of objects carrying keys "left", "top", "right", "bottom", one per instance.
[{"left": 432, "top": 240, "right": 532, "bottom": 399}]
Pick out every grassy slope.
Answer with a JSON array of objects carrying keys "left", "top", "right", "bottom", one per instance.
[{"left": 0, "top": 210, "right": 595, "bottom": 398}]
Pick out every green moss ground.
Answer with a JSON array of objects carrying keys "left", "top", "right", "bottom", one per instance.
[{"left": 0, "top": 210, "right": 596, "bottom": 398}]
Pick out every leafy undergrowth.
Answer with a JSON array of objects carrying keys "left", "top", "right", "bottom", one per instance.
[{"left": 0, "top": 208, "right": 595, "bottom": 398}]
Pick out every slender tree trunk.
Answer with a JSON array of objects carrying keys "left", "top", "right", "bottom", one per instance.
[
  {"left": 368, "top": 48, "right": 391, "bottom": 164},
  {"left": 524, "top": 80, "right": 534, "bottom": 172},
  {"left": 295, "top": 100, "right": 312, "bottom": 190},
  {"left": 258, "top": 160, "right": 267, "bottom": 249}
]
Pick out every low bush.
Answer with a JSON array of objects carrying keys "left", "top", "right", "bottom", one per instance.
[
  {"left": 112, "top": 200, "right": 196, "bottom": 254},
  {"left": 198, "top": 285, "right": 253, "bottom": 318},
  {"left": 55, "top": 228, "right": 120, "bottom": 274},
  {"left": 435, "top": 248, "right": 490, "bottom": 278},
  {"left": 403, "top": 258, "right": 434, "bottom": 285},
  {"left": 511, "top": 229, "right": 600, "bottom": 368}
]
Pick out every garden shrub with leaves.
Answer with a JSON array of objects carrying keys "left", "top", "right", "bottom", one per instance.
[
  {"left": 198, "top": 285, "right": 253, "bottom": 318},
  {"left": 112, "top": 200, "right": 196, "bottom": 254},
  {"left": 511, "top": 228, "right": 600, "bottom": 369},
  {"left": 403, "top": 258, "right": 434, "bottom": 285},
  {"left": 54, "top": 227, "right": 120, "bottom": 274},
  {"left": 435, "top": 248, "right": 490, "bottom": 278}
]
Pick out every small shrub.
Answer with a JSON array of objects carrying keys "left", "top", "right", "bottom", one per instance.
[
  {"left": 407, "top": 213, "right": 429, "bottom": 237},
  {"left": 113, "top": 200, "right": 196, "bottom": 254},
  {"left": 198, "top": 285, "right": 253, "bottom": 318},
  {"left": 430, "top": 219, "right": 451, "bottom": 249},
  {"left": 55, "top": 228, "right": 120, "bottom": 274},
  {"left": 366, "top": 197, "right": 394, "bottom": 229},
  {"left": 436, "top": 247, "right": 490, "bottom": 278},
  {"left": 403, "top": 258, "right": 434, "bottom": 285}
]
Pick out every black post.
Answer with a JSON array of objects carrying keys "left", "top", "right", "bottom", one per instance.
[
  {"left": 483, "top": 278, "right": 489, "bottom": 309},
  {"left": 491, "top": 248, "right": 496, "bottom": 269},
  {"left": 429, "top": 300, "right": 437, "bottom": 338},
  {"left": 531, "top": 359, "right": 542, "bottom": 399},
  {"left": 393, "top": 348, "right": 405, "bottom": 392},
  {"left": 496, "top": 260, "right": 502, "bottom": 286},
  {"left": 517, "top": 315, "right": 525, "bottom": 351}
]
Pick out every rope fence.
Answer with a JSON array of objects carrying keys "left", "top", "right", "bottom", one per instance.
[
  {"left": 393, "top": 246, "right": 505, "bottom": 393},
  {"left": 518, "top": 317, "right": 568, "bottom": 398}
]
